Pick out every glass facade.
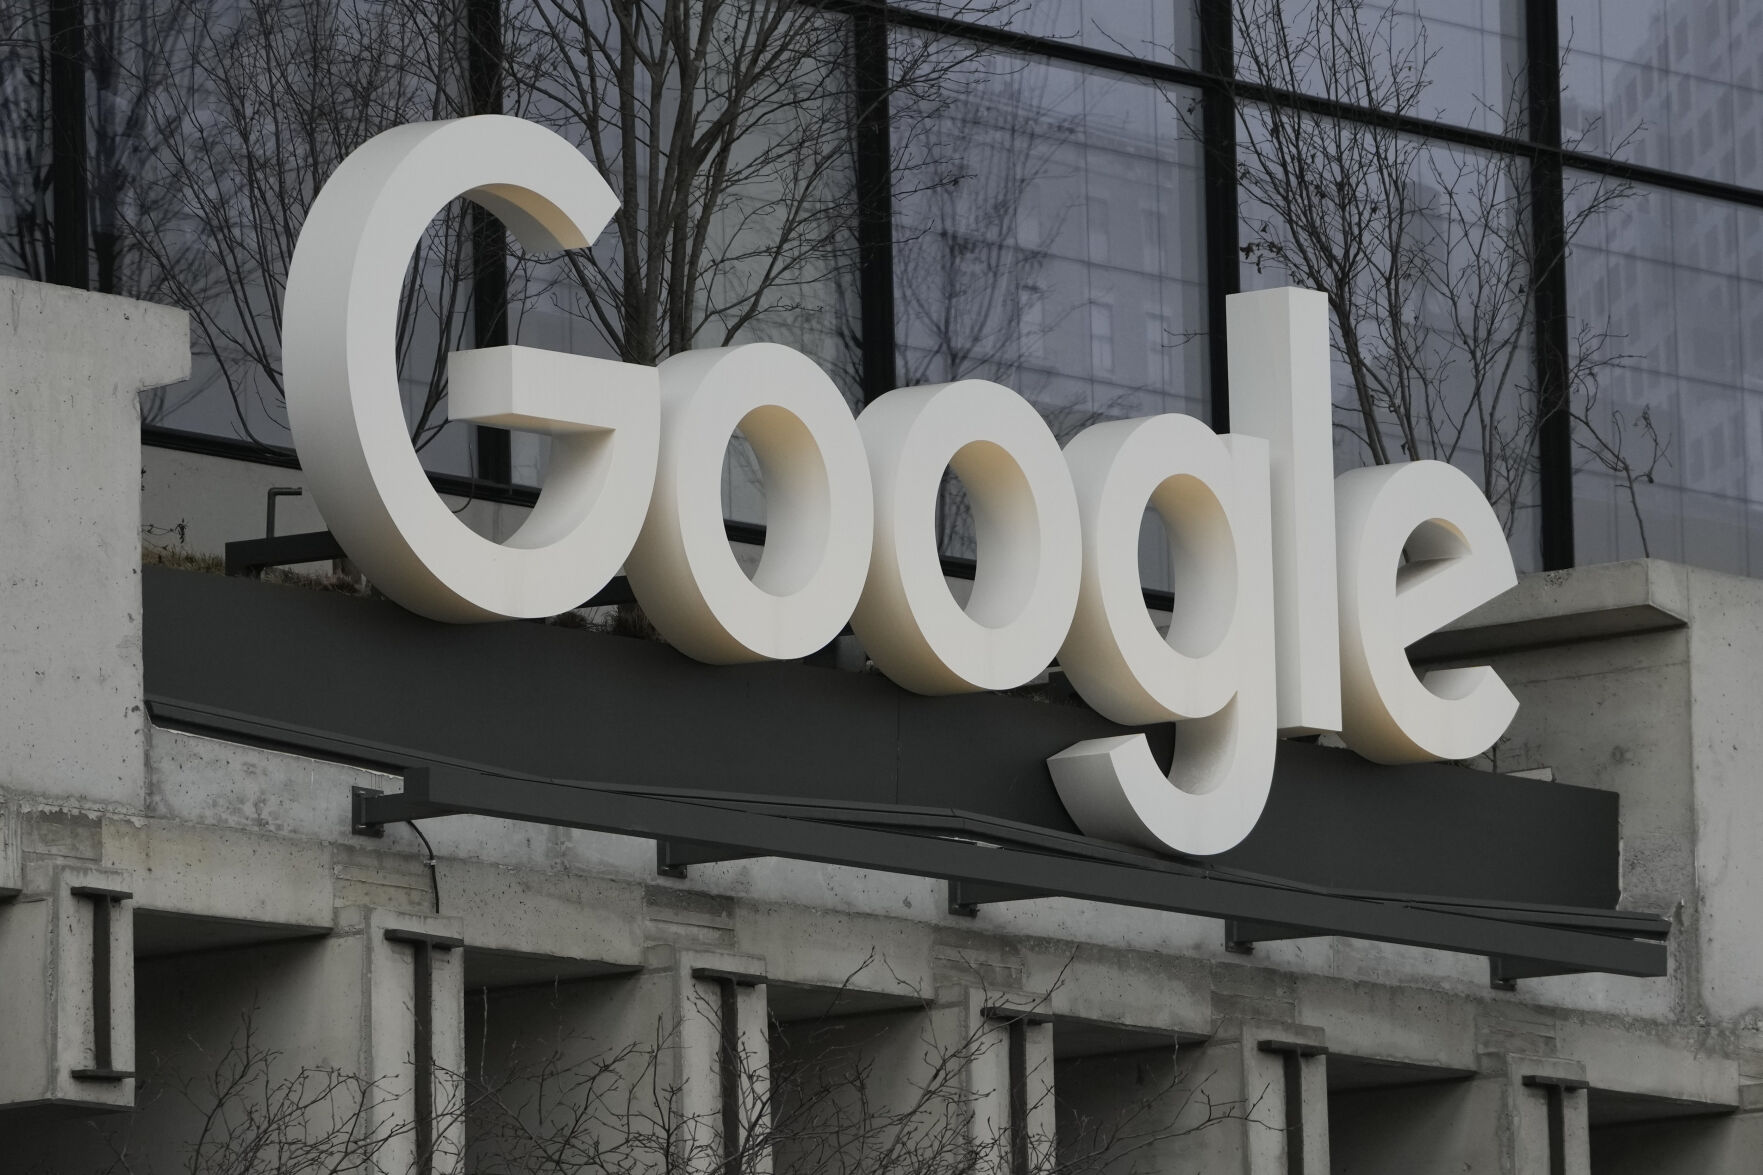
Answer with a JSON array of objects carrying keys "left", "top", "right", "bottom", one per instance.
[{"left": 3, "top": 0, "right": 1763, "bottom": 584}]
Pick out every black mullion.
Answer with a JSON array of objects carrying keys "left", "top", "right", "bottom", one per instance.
[
  {"left": 466, "top": 0, "right": 512, "bottom": 485},
  {"left": 1007, "top": 1017, "right": 1029, "bottom": 1174},
  {"left": 1198, "top": 0, "right": 1238, "bottom": 430},
  {"left": 1279, "top": 1049, "right": 1304, "bottom": 1173},
  {"left": 1527, "top": 0, "right": 1574, "bottom": 570},
  {"left": 48, "top": 0, "right": 88, "bottom": 289},
  {"left": 411, "top": 937, "right": 435, "bottom": 1173},
  {"left": 717, "top": 977, "right": 743, "bottom": 1175},
  {"left": 853, "top": 7, "right": 897, "bottom": 404}
]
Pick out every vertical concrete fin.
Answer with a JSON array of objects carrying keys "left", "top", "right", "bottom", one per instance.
[
  {"left": 0, "top": 863, "right": 135, "bottom": 1110},
  {"left": 0, "top": 277, "right": 189, "bottom": 808}
]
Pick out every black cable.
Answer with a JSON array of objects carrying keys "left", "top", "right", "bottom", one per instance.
[{"left": 407, "top": 821, "right": 441, "bottom": 914}]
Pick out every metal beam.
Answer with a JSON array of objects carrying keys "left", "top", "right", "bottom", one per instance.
[
  {"left": 948, "top": 879, "right": 1056, "bottom": 917},
  {"left": 352, "top": 765, "right": 1666, "bottom": 978},
  {"left": 657, "top": 839, "right": 764, "bottom": 878}
]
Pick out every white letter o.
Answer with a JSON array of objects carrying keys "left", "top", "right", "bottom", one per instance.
[
  {"left": 851, "top": 381, "right": 1081, "bottom": 694},
  {"left": 625, "top": 344, "right": 873, "bottom": 663}
]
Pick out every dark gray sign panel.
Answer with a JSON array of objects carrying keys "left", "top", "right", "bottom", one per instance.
[{"left": 141, "top": 566, "right": 1666, "bottom": 978}]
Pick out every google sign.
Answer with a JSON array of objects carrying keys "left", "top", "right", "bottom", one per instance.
[{"left": 283, "top": 116, "right": 1518, "bottom": 859}]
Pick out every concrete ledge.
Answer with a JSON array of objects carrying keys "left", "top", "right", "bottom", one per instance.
[{"left": 1413, "top": 560, "right": 1690, "bottom": 662}]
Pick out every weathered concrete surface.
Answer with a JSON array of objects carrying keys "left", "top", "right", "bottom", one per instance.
[
  {"left": 32, "top": 904, "right": 468, "bottom": 1174},
  {"left": 1679, "top": 568, "right": 1763, "bottom": 1025},
  {"left": 1331, "top": 1053, "right": 1589, "bottom": 1175},
  {"left": 1417, "top": 558, "right": 1691, "bottom": 660},
  {"left": 1169, "top": 1019, "right": 1328, "bottom": 1175},
  {"left": 467, "top": 944, "right": 768, "bottom": 1174},
  {"left": 1, "top": 279, "right": 187, "bottom": 808},
  {"left": 1591, "top": 1108, "right": 1763, "bottom": 1174}
]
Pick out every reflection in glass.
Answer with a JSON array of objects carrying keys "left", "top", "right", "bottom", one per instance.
[
  {"left": 1235, "top": 100, "right": 1546, "bottom": 571},
  {"left": 890, "top": 47, "right": 1207, "bottom": 588},
  {"left": 1247, "top": 0, "right": 1524, "bottom": 133},
  {"left": 1560, "top": 0, "right": 1763, "bottom": 190},
  {"left": 1570, "top": 179, "right": 1763, "bottom": 573}
]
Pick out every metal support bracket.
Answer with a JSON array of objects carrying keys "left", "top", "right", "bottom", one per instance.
[
  {"left": 981, "top": 1004, "right": 1055, "bottom": 1026},
  {"left": 1226, "top": 919, "right": 1323, "bottom": 954},
  {"left": 657, "top": 839, "right": 764, "bottom": 879},
  {"left": 948, "top": 879, "right": 1055, "bottom": 917},
  {"left": 352, "top": 786, "right": 387, "bottom": 838},
  {"left": 225, "top": 530, "right": 347, "bottom": 577},
  {"left": 353, "top": 769, "right": 456, "bottom": 834},
  {"left": 1491, "top": 956, "right": 1584, "bottom": 990}
]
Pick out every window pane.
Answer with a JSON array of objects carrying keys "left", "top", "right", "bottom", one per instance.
[
  {"left": 1, "top": 3, "right": 49, "bottom": 281},
  {"left": 1569, "top": 178, "right": 1763, "bottom": 573},
  {"left": 891, "top": 47, "right": 1208, "bottom": 589},
  {"left": 1561, "top": 0, "right": 1761, "bottom": 190},
  {"left": 503, "top": 0, "right": 858, "bottom": 515},
  {"left": 1244, "top": 0, "right": 1525, "bottom": 135},
  {"left": 1238, "top": 105, "right": 1542, "bottom": 570},
  {"left": 109, "top": 0, "right": 480, "bottom": 476},
  {"left": 108, "top": 0, "right": 859, "bottom": 500}
]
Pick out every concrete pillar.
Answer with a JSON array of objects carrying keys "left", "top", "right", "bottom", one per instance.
[
  {"left": 960, "top": 991, "right": 1056, "bottom": 1173},
  {"left": 363, "top": 908, "right": 468, "bottom": 1174},
  {"left": 467, "top": 946, "right": 768, "bottom": 1174},
  {"left": 0, "top": 863, "right": 135, "bottom": 1112},
  {"left": 42, "top": 905, "right": 467, "bottom": 1174},
  {"left": 1328, "top": 1054, "right": 1587, "bottom": 1175},
  {"left": 0, "top": 277, "right": 188, "bottom": 808},
  {"left": 1178, "top": 1019, "right": 1329, "bottom": 1175}
]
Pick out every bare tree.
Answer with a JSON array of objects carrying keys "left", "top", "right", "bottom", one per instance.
[
  {"left": 1180, "top": 0, "right": 1662, "bottom": 551},
  {"left": 465, "top": 961, "right": 1257, "bottom": 1175},
  {"left": 123, "top": 0, "right": 475, "bottom": 447},
  {"left": 881, "top": 50, "right": 1078, "bottom": 558},
  {"left": 1, "top": 0, "right": 56, "bottom": 280},
  {"left": 55, "top": 958, "right": 1262, "bottom": 1174},
  {"left": 74, "top": 1016, "right": 414, "bottom": 1175},
  {"left": 95, "top": 0, "right": 1025, "bottom": 461}
]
